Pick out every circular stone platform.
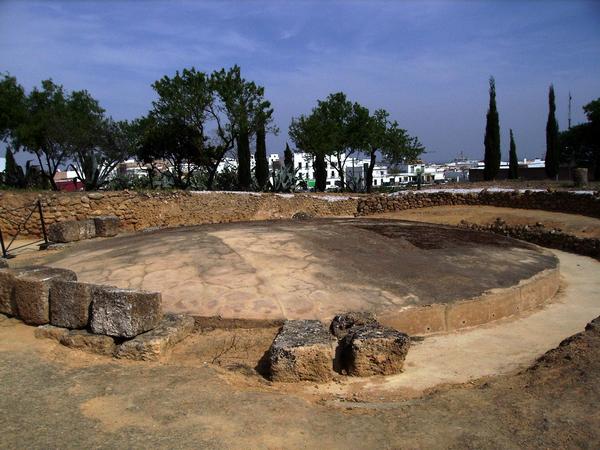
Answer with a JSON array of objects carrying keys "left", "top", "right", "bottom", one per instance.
[{"left": 43, "top": 218, "right": 559, "bottom": 335}]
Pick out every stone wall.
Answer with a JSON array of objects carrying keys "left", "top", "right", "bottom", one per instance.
[
  {"left": 0, "top": 191, "right": 358, "bottom": 239},
  {"left": 357, "top": 190, "right": 600, "bottom": 219}
]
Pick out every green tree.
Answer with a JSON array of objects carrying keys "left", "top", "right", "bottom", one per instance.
[
  {"left": 359, "top": 109, "right": 423, "bottom": 193},
  {"left": 508, "top": 129, "right": 519, "bottom": 179},
  {"left": 254, "top": 116, "right": 268, "bottom": 189},
  {"left": 211, "top": 66, "right": 274, "bottom": 191},
  {"left": 545, "top": 84, "right": 560, "bottom": 179},
  {"left": 289, "top": 112, "right": 330, "bottom": 191},
  {"left": 284, "top": 142, "right": 294, "bottom": 171},
  {"left": 560, "top": 97, "right": 600, "bottom": 180},
  {"left": 0, "top": 74, "right": 26, "bottom": 140},
  {"left": 483, "top": 77, "right": 501, "bottom": 180}
]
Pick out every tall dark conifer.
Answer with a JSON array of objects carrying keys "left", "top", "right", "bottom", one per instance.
[
  {"left": 236, "top": 126, "right": 251, "bottom": 190},
  {"left": 545, "top": 84, "right": 560, "bottom": 179},
  {"left": 4, "top": 147, "right": 25, "bottom": 188},
  {"left": 254, "top": 119, "right": 268, "bottom": 189},
  {"left": 483, "top": 77, "right": 501, "bottom": 180},
  {"left": 284, "top": 142, "right": 294, "bottom": 171},
  {"left": 508, "top": 129, "right": 519, "bottom": 179}
]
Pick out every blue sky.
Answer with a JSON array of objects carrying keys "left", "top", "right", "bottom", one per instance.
[{"left": 1, "top": 0, "right": 599, "bottom": 163}]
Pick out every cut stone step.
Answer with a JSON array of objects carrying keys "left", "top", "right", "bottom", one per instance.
[
  {"left": 12, "top": 267, "right": 77, "bottom": 325},
  {"left": 90, "top": 286, "right": 162, "bottom": 338},
  {"left": 93, "top": 216, "right": 120, "bottom": 237},
  {"left": 339, "top": 325, "right": 411, "bottom": 376},
  {"left": 268, "top": 319, "right": 336, "bottom": 382},
  {"left": 49, "top": 280, "right": 102, "bottom": 329}
]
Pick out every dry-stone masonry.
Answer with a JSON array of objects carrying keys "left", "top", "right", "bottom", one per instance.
[
  {"left": 90, "top": 287, "right": 162, "bottom": 338},
  {"left": 12, "top": 267, "right": 77, "bottom": 325},
  {"left": 268, "top": 320, "right": 337, "bottom": 382}
]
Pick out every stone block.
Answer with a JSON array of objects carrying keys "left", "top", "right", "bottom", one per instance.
[
  {"left": 78, "top": 219, "right": 96, "bottom": 240},
  {"left": 93, "top": 216, "right": 120, "bottom": 237},
  {"left": 339, "top": 325, "right": 411, "bottom": 376},
  {"left": 48, "top": 220, "right": 81, "bottom": 243},
  {"left": 90, "top": 287, "right": 162, "bottom": 338},
  {"left": 115, "top": 313, "right": 195, "bottom": 361},
  {"left": 330, "top": 311, "right": 378, "bottom": 338},
  {"left": 34, "top": 324, "right": 69, "bottom": 341},
  {"left": 268, "top": 320, "right": 336, "bottom": 382},
  {"left": 49, "top": 280, "right": 99, "bottom": 329},
  {"left": 13, "top": 267, "right": 77, "bottom": 325},
  {"left": 59, "top": 329, "right": 116, "bottom": 356}
]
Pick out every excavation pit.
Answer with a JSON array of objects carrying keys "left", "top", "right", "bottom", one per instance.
[{"left": 43, "top": 218, "right": 560, "bottom": 335}]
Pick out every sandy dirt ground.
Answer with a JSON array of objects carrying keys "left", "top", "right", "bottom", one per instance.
[
  {"left": 370, "top": 204, "right": 600, "bottom": 238},
  {"left": 1, "top": 249, "right": 600, "bottom": 448}
]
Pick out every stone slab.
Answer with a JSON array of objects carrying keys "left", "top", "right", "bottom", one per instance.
[
  {"left": 115, "top": 313, "right": 195, "bottom": 361},
  {"left": 268, "top": 320, "right": 336, "bottom": 382},
  {"left": 94, "top": 216, "right": 119, "bottom": 237},
  {"left": 59, "top": 329, "right": 116, "bottom": 356},
  {"left": 13, "top": 267, "right": 77, "bottom": 325},
  {"left": 339, "top": 325, "right": 411, "bottom": 376},
  {"left": 90, "top": 287, "right": 162, "bottom": 338},
  {"left": 49, "top": 280, "right": 99, "bottom": 329},
  {"left": 48, "top": 221, "right": 81, "bottom": 243},
  {"left": 34, "top": 324, "right": 69, "bottom": 341}
]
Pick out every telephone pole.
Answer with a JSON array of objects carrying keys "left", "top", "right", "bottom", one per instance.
[{"left": 568, "top": 91, "right": 572, "bottom": 129}]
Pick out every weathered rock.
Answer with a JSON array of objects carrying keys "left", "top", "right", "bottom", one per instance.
[
  {"left": 12, "top": 267, "right": 77, "bottom": 325},
  {"left": 88, "top": 192, "right": 105, "bottom": 200},
  {"left": 78, "top": 219, "right": 96, "bottom": 240},
  {"left": 268, "top": 320, "right": 336, "bottom": 382},
  {"left": 34, "top": 324, "right": 69, "bottom": 341},
  {"left": 93, "top": 216, "right": 119, "bottom": 237},
  {"left": 1, "top": 267, "right": 55, "bottom": 315},
  {"left": 0, "top": 259, "right": 8, "bottom": 269},
  {"left": 330, "top": 311, "right": 378, "bottom": 338},
  {"left": 339, "top": 325, "right": 411, "bottom": 376},
  {"left": 291, "top": 211, "right": 313, "bottom": 220},
  {"left": 49, "top": 281, "right": 99, "bottom": 329},
  {"left": 115, "top": 313, "right": 195, "bottom": 361},
  {"left": 59, "top": 329, "right": 116, "bottom": 356},
  {"left": 90, "top": 287, "right": 162, "bottom": 338},
  {"left": 48, "top": 220, "right": 81, "bottom": 243}
]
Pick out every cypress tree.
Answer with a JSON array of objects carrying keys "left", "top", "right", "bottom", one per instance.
[
  {"left": 254, "top": 119, "right": 268, "bottom": 189},
  {"left": 236, "top": 127, "right": 251, "bottom": 190},
  {"left": 314, "top": 153, "right": 327, "bottom": 191},
  {"left": 483, "top": 77, "right": 501, "bottom": 180},
  {"left": 545, "top": 84, "right": 560, "bottom": 179},
  {"left": 508, "top": 129, "right": 519, "bottom": 179},
  {"left": 4, "top": 147, "right": 25, "bottom": 188},
  {"left": 284, "top": 142, "right": 294, "bottom": 171}
]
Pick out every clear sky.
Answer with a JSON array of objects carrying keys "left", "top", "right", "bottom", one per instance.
[{"left": 1, "top": 0, "right": 599, "bottom": 163}]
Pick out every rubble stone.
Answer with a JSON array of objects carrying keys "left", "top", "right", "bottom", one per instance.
[
  {"left": 59, "top": 329, "right": 116, "bottom": 356},
  {"left": 48, "top": 220, "right": 81, "bottom": 243},
  {"left": 90, "top": 287, "right": 162, "bottom": 338},
  {"left": 268, "top": 319, "right": 336, "bottom": 382},
  {"left": 115, "top": 313, "right": 195, "bottom": 361},
  {"left": 49, "top": 281, "right": 99, "bottom": 329},
  {"left": 330, "top": 311, "right": 378, "bottom": 338},
  {"left": 339, "top": 325, "right": 411, "bottom": 376},
  {"left": 13, "top": 267, "right": 77, "bottom": 325},
  {"left": 0, "top": 259, "right": 8, "bottom": 269},
  {"left": 93, "top": 216, "right": 120, "bottom": 237}
]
